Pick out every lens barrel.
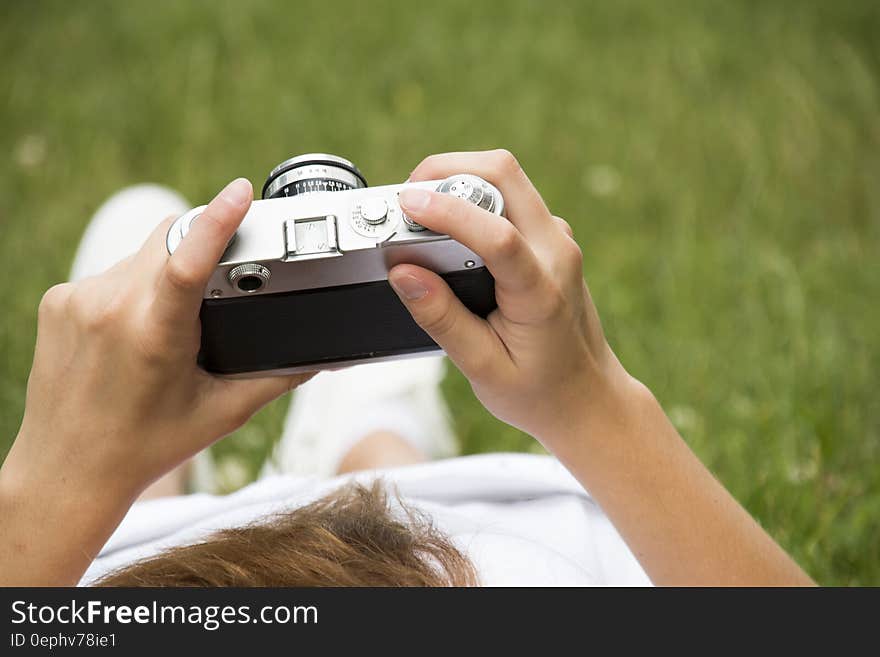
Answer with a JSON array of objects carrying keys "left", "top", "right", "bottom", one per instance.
[{"left": 262, "top": 153, "right": 367, "bottom": 199}]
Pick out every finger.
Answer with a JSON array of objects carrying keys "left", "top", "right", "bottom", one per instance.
[
  {"left": 209, "top": 371, "right": 317, "bottom": 436},
  {"left": 153, "top": 178, "right": 252, "bottom": 326},
  {"left": 409, "top": 150, "right": 554, "bottom": 239},
  {"left": 35, "top": 283, "right": 75, "bottom": 359},
  {"left": 398, "top": 188, "right": 544, "bottom": 294},
  {"left": 388, "top": 264, "right": 509, "bottom": 381},
  {"left": 131, "top": 215, "right": 181, "bottom": 279},
  {"left": 552, "top": 215, "right": 574, "bottom": 238}
]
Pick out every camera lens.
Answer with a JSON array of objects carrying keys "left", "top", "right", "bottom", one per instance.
[{"left": 262, "top": 153, "right": 367, "bottom": 199}]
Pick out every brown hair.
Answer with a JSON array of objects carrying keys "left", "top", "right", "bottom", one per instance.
[{"left": 95, "top": 481, "right": 478, "bottom": 587}]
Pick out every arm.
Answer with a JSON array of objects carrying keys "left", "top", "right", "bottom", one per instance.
[
  {"left": 550, "top": 378, "right": 811, "bottom": 585},
  {"left": 389, "top": 150, "right": 813, "bottom": 586},
  {"left": 0, "top": 178, "right": 312, "bottom": 586}
]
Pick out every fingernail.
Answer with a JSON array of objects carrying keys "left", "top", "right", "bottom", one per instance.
[
  {"left": 390, "top": 274, "right": 428, "bottom": 301},
  {"left": 398, "top": 188, "right": 431, "bottom": 213},
  {"left": 219, "top": 177, "right": 252, "bottom": 207}
]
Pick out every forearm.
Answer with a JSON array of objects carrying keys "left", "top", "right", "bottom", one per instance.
[
  {"left": 0, "top": 436, "right": 135, "bottom": 586},
  {"left": 547, "top": 376, "right": 814, "bottom": 586}
]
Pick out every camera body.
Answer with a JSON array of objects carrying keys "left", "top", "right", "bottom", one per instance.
[{"left": 166, "top": 154, "right": 503, "bottom": 376}]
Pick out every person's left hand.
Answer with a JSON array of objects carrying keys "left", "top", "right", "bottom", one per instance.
[{"left": 3, "top": 178, "right": 314, "bottom": 503}]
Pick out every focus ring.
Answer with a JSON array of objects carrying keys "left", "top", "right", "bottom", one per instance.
[
  {"left": 284, "top": 179, "right": 358, "bottom": 196},
  {"left": 262, "top": 153, "right": 367, "bottom": 199}
]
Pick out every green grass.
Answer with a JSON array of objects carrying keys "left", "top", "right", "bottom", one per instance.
[{"left": 1, "top": 0, "right": 878, "bottom": 585}]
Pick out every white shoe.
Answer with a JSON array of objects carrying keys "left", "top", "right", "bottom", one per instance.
[
  {"left": 70, "top": 184, "right": 190, "bottom": 281},
  {"left": 262, "top": 355, "right": 459, "bottom": 479}
]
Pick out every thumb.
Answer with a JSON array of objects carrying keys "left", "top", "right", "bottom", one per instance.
[
  {"left": 388, "top": 264, "right": 505, "bottom": 380},
  {"left": 209, "top": 372, "right": 317, "bottom": 437}
]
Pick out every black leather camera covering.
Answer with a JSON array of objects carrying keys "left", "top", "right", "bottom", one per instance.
[{"left": 198, "top": 266, "right": 496, "bottom": 374}]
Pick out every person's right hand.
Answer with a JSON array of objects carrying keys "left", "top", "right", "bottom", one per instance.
[
  {"left": 389, "top": 150, "right": 641, "bottom": 449},
  {"left": 5, "top": 178, "right": 313, "bottom": 506}
]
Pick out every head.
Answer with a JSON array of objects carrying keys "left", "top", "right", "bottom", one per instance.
[{"left": 95, "top": 481, "right": 478, "bottom": 587}]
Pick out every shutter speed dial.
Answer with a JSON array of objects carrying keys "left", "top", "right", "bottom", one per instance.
[
  {"left": 437, "top": 174, "right": 499, "bottom": 213},
  {"left": 403, "top": 174, "right": 502, "bottom": 231}
]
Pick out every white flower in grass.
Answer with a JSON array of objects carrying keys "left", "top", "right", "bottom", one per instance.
[
  {"left": 583, "top": 164, "right": 621, "bottom": 198},
  {"left": 14, "top": 134, "right": 47, "bottom": 170}
]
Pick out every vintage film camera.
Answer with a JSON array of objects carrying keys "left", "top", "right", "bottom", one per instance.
[{"left": 166, "top": 154, "right": 504, "bottom": 375}]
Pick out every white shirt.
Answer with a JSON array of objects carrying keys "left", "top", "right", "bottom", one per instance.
[{"left": 83, "top": 454, "right": 651, "bottom": 586}]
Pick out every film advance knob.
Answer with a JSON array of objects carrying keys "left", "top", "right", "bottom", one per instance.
[{"left": 359, "top": 197, "right": 389, "bottom": 225}]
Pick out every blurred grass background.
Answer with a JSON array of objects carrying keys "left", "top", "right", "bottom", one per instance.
[{"left": 1, "top": 0, "right": 878, "bottom": 584}]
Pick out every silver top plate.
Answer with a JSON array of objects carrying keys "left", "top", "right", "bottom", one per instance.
[{"left": 166, "top": 177, "right": 504, "bottom": 300}]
